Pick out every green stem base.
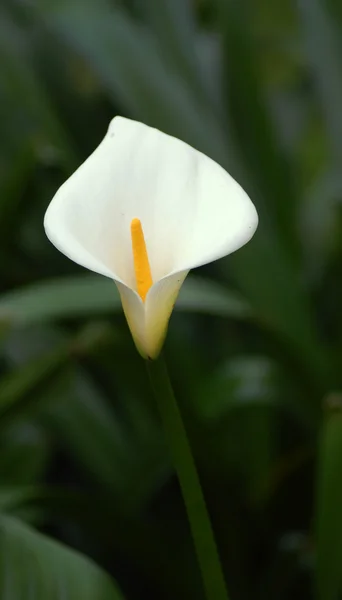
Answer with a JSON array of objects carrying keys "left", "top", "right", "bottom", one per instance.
[{"left": 146, "top": 355, "right": 229, "bottom": 600}]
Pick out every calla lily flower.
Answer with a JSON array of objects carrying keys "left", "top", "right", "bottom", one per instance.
[{"left": 44, "top": 117, "right": 258, "bottom": 359}]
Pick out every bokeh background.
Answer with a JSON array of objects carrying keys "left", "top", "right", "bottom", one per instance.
[{"left": 1, "top": 0, "right": 342, "bottom": 598}]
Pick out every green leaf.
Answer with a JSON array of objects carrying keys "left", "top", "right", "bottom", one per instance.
[
  {"left": 314, "top": 397, "right": 342, "bottom": 600},
  {"left": 141, "top": 0, "right": 208, "bottom": 101},
  {"left": 202, "top": 0, "right": 330, "bottom": 389},
  {"left": 0, "top": 423, "right": 49, "bottom": 486},
  {"left": 205, "top": 0, "right": 331, "bottom": 389},
  {"left": 32, "top": 0, "right": 231, "bottom": 166},
  {"left": 196, "top": 356, "right": 279, "bottom": 421},
  {"left": 0, "top": 514, "right": 125, "bottom": 599},
  {"left": 212, "top": 0, "right": 299, "bottom": 248},
  {"left": 0, "top": 12, "right": 77, "bottom": 171},
  {"left": 300, "top": 169, "right": 342, "bottom": 281},
  {"left": 0, "top": 348, "right": 68, "bottom": 421},
  {"left": 0, "top": 276, "right": 120, "bottom": 324},
  {"left": 195, "top": 356, "right": 278, "bottom": 503},
  {"left": 177, "top": 276, "right": 251, "bottom": 318},
  {"left": 228, "top": 233, "right": 330, "bottom": 393},
  {"left": 297, "top": 0, "right": 342, "bottom": 167},
  {"left": 44, "top": 367, "right": 168, "bottom": 513},
  {"left": 3, "top": 325, "right": 169, "bottom": 514},
  {"left": 0, "top": 487, "right": 40, "bottom": 514},
  {"left": 0, "top": 274, "right": 251, "bottom": 325},
  {"left": 0, "top": 142, "right": 36, "bottom": 246},
  {"left": 325, "top": 0, "right": 342, "bottom": 23},
  {"left": 0, "top": 485, "right": 48, "bottom": 525}
]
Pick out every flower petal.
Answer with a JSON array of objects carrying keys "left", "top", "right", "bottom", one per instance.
[
  {"left": 144, "top": 270, "right": 189, "bottom": 358},
  {"left": 44, "top": 117, "right": 257, "bottom": 289},
  {"left": 177, "top": 154, "right": 258, "bottom": 272},
  {"left": 116, "top": 270, "right": 188, "bottom": 359},
  {"left": 115, "top": 282, "right": 146, "bottom": 356}
]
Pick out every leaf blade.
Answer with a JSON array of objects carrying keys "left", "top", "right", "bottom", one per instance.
[
  {"left": 0, "top": 274, "right": 251, "bottom": 324},
  {"left": 0, "top": 514, "right": 125, "bottom": 599},
  {"left": 297, "top": 0, "right": 342, "bottom": 167}
]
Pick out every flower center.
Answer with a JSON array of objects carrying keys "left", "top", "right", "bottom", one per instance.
[{"left": 130, "top": 218, "right": 153, "bottom": 302}]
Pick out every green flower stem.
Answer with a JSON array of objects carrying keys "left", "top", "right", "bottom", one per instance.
[{"left": 146, "top": 355, "right": 229, "bottom": 600}]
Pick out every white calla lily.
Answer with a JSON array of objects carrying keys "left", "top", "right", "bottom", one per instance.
[{"left": 44, "top": 117, "right": 258, "bottom": 359}]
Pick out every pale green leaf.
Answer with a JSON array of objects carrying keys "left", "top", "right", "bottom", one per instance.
[
  {"left": 0, "top": 274, "right": 251, "bottom": 325},
  {"left": 0, "top": 514, "right": 125, "bottom": 599}
]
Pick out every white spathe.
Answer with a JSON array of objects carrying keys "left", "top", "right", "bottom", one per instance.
[{"left": 44, "top": 117, "right": 258, "bottom": 358}]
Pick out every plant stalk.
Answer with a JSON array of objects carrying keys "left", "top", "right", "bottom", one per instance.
[{"left": 146, "top": 355, "right": 229, "bottom": 600}]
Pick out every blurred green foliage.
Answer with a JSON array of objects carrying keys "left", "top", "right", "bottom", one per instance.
[{"left": 1, "top": 0, "right": 342, "bottom": 598}]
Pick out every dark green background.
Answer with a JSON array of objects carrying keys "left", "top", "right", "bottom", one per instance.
[{"left": 1, "top": 0, "right": 342, "bottom": 598}]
